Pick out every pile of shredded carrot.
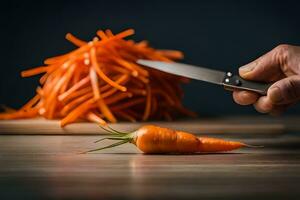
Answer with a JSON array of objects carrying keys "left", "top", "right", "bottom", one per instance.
[{"left": 0, "top": 29, "right": 196, "bottom": 126}]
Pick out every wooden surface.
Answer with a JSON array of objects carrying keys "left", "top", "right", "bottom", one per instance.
[
  {"left": 1, "top": 134, "right": 300, "bottom": 200},
  {"left": 2, "top": 115, "right": 300, "bottom": 135}
]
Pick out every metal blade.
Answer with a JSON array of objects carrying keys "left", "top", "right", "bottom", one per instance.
[{"left": 137, "top": 59, "right": 225, "bottom": 85}]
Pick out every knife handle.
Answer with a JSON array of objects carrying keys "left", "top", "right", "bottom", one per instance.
[{"left": 222, "top": 72, "right": 272, "bottom": 95}]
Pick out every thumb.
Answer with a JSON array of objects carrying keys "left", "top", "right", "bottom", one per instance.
[
  {"left": 267, "top": 75, "right": 300, "bottom": 105},
  {"left": 239, "top": 45, "right": 289, "bottom": 82}
]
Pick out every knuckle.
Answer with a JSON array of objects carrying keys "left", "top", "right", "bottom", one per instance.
[
  {"left": 275, "top": 44, "right": 291, "bottom": 54},
  {"left": 274, "top": 44, "right": 291, "bottom": 65},
  {"left": 283, "top": 78, "right": 300, "bottom": 100}
]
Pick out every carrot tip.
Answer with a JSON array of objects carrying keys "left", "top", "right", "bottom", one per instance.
[
  {"left": 132, "top": 71, "right": 138, "bottom": 77},
  {"left": 244, "top": 144, "right": 264, "bottom": 148}
]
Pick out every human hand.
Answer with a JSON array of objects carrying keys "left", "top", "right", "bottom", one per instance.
[{"left": 233, "top": 44, "right": 300, "bottom": 115}]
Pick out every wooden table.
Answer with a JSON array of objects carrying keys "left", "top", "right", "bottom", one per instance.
[{"left": 1, "top": 134, "right": 300, "bottom": 200}]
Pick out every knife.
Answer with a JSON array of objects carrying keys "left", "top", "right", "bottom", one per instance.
[{"left": 137, "top": 59, "right": 271, "bottom": 95}]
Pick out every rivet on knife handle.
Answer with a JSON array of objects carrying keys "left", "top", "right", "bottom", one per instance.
[{"left": 222, "top": 72, "right": 272, "bottom": 95}]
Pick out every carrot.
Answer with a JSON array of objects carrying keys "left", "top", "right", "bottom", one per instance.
[
  {"left": 105, "top": 29, "right": 114, "bottom": 37},
  {"left": 65, "top": 33, "right": 87, "bottom": 47},
  {"left": 84, "top": 125, "right": 261, "bottom": 154},
  {"left": 60, "top": 86, "right": 92, "bottom": 103},
  {"left": 0, "top": 108, "right": 39, "bottom": 120},
  {"left": 156, "top": 50, "right": 184, "bottom": 60},
  {"left": 90, "top": 47, "right": 127, "bottom": 92},
  {"left": 21, "top": 66, "right": 49, "bottom": 77},
  {"left": 20, "top": 94, "right": 40, "bottom": 111},
  {"left": 61, "top": 98, "right": 95, "bottom": 127},
  {"left": 86, "top": 111, "right": 106, "bottom": 125},
  {"left": 96, "top": 30, "right": 108, "bottom": 40},
  {"left": 97, "top": 98, "right": 117, "bottom": 123},
  {"left": 60, "top": 92, "right": 93, "bottom": 116},
  {"left": 197, "top": 137, "right": 247, "bottom": 152},
  {"left": 89, "top": 68, "right": 101, "bottom": 100},
  {"left": 142, "top": 85, "right": 151, "bottom": 121},
  {"left": 58, "top": 76, "right": 90, "bottom": 101},
  {"left": 104, "top": 92, "right": 133, "bottom": 105},
  {"left": 111, "top": 98, "right": 145, "bottom": 110},
  {"left": 1, "top": 28, "right": 195, "bottom": 126}
]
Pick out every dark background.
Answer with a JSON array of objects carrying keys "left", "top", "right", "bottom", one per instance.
[{"left": 1, "top": 0, "right": 299, "bottom": 116}]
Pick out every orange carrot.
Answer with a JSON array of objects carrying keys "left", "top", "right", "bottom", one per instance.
[
  {"left": 1, "top": 28, "right": 195, "bottom": 126},
  {"left": 60, "top": 92, "right": 93, "bottom": 116},
  {"left": 96, "top": 30, "right": 108, "bottom": 40},
  {"left": 97, "top": 98, "right": 117, "bottom": 123},
  {"left": 21, "top": 66, "right": 49, "bottom": 77},
  {"left": 111, "top": 98, "right": 145, "bottom": 110},
  {"left": 61, "top": 98, "right": 95, "bottom": 127},
  {"left": 105, "top": 29, "right": 114, "bottom": 37},
  {"left": 89, "top": 68, "right": 101, "bottom": 100},
  {"left": 58, "top": 76, "right": 90, "bottom": 101},
  {"left": 85, "top": 125, "right": 261, "bottom": 154},
  {"left": 142, "top": 85, "right": 151, "bottom": 121},
  {"left": 86, "top": 111, "right": 106, "bottom": 125},
  {"left": 90, "top": 47, "right": 127, "bottom": 92},
  {"left": 60, "top": 86, "right": 92, "bottom": 103},
  {"left": 197, "top": 137, "right": 246, "bottom": 152},
  {"left": 65, "top": 33, "right": 87, "bottom": 47},
  {"left": 156, "top": 50, "right": 184, "bottom": 60},
  {"left": 104, "top": 92, "right": 133, "bottom": 105}
]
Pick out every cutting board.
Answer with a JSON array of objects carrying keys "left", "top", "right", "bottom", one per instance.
[{"left": 0, "top": 116, "right": 294, "bottom": 135}]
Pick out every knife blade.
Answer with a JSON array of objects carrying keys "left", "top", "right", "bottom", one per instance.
[{"left": 137, "top": 59, "right": 271, "bottom": 95}]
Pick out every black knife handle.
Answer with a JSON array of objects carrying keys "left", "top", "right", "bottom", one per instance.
[{"left": 222, "top": 72, "right": 272, "bottom": 95}]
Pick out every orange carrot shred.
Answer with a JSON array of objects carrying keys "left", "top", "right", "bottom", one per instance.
[
  {"left": 142, "top": 85, "right": 151, "bottom": 121},
  {"left": 96, "top": 30, "right": 108, "bottom": 40},
  {"left": 86, "top": 111, "right": 107, "bottom": 125},
  {"left": 90, "top": 47, "right": 127, "bottom": 92},
  {"left": 89, "top": 68, "right": 101, "bottom": 100},
  {"left": 21, "top": 94, "right": 40, "bottom": 111},
  {"left": 21, "top": 66, "right": 48, "bottom": 77},
  {"left": 58, "top": 75, "right": 90, "bottom": 101},
  {"left": 0, "top": 28, "right": 195, "bottom": 126},
  {"left": 65, "top": 33, "right": 87, "bottom": 47}
]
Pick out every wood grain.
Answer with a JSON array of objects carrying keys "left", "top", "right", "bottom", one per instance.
[
  {"left": 1, "top": 116, "right": 297, "bottom": 135},
  {"left": 0, "top": 135, "right": 300, "bottom": 200}
]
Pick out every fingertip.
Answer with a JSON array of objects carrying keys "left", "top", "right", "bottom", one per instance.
[
  {"left": 238, "top": 62, "right": 257, "bottom": 79},
  {"left": 238, "top": 69, "right": 251, "bottom": 80},
  {"left": 233, "top": 90, "right": 259, "bottom": 105},
  {"left": 253, "top": 96, "right": 274, "bottom": 113},
  {"left": 268, "top": 86, "right": 283, "bottom": 104},
  {"left": 232, "top": 90, "right": 244, "bottom": 105}
]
